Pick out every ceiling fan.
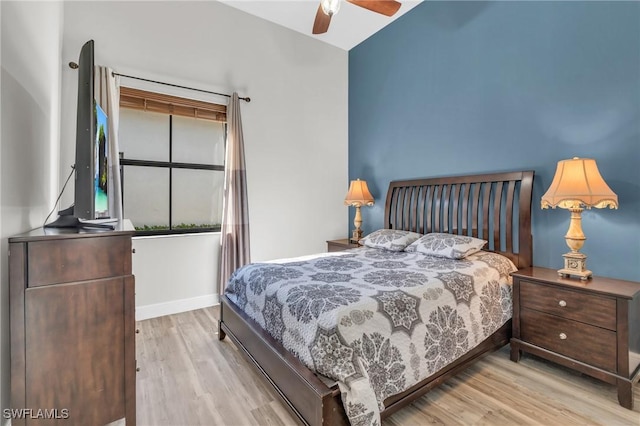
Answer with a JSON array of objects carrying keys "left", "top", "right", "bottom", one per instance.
[{"left": 312, "top": 0, "right": 402, "bottom": 34}]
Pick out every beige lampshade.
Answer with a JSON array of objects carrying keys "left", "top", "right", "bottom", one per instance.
[
  {"left": 541, "top": 157, "right": 618, "bottom": 210},
  {"left": 344, "top": 179, "right": 375, "bottom": 207}
]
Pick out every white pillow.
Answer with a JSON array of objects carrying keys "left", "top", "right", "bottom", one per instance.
[
  {"left": 359, "top": 229, "right": 422, "bottom": 252},
  {"left": 405, "top": 233, "right": 487, "bottom": 259}
]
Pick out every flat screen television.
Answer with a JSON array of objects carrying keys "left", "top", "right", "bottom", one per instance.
[{"left": 46, "top": 40, "right": 113, "bottom": 230}]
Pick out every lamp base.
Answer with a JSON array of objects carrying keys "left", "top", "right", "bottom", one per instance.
[
  {"left": 351, "top": 228, "right": 363, "bottom": 243},
  {"left": 558, "top": 251, "right": 592, "bottom": 281}
]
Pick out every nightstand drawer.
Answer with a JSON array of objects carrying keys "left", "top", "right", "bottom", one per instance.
[
  {"left": 520, "top": 280, "right": 616, "bottom": 330},
  {"left": 521, "top": 308, "right": 617, "bottom": 372}
]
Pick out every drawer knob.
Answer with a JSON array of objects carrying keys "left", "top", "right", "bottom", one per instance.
[
  {"left": 136, "top": 328, "right": 140, "bottom": 334},
  {"left": 559, "top": 332, "right": 567, "bottom": 340},
  {"left": 558, "top": 300, "right": 567, "bottom": 307}
]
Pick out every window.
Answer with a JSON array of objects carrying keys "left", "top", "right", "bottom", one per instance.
[{"left": 119, "top": 87, "right": 226, "bottom": 235}]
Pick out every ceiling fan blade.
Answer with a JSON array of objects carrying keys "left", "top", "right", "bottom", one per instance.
[
  {"left": 347, "top": 0, "right": 402, "bottom": 17},
  {"left": 312, "top": 4, "right": 332, "bottom": 34}
]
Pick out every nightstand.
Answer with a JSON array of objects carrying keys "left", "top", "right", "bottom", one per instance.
[
  {"left": 326, "top": 238, "right": 360, "bottom": 252},
  {"left": 510, "top": 267, "right": 640, "bottom": 409}
]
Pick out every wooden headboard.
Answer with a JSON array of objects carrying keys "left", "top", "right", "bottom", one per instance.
[{"left": 384, "top": 171, "right": 534, "bottom": 268}]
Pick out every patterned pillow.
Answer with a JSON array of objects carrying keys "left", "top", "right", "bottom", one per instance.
[
  {"left": 405, "top": 233, "right": 487, "bottom": 259},
  {"left": 359, "top": 229, "right": 422, "bottom": 252}
]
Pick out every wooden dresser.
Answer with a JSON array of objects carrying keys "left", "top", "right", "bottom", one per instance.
[
  {"left": 510, "top": 267, "right": 640, "bottom": 409},
  {"left": 9, "top": 226, "right": 136, "bottom": 425}
]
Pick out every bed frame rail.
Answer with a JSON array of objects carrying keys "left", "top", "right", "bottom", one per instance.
[{"left": 220, "top": 296, "right": 349, "bottom": 426}]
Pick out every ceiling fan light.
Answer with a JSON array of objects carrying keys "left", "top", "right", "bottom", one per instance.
[{"left": 320, "top": 0, "right": 341, "bottom": 16}]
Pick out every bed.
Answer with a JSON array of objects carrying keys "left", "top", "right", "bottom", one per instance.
[{"left": 218, "top": 170, "right": 534, "bottom": 425}]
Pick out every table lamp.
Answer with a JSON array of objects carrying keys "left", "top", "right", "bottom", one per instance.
[
  {"left": 541, "top": 157, "right": 618, "bottom": 280},
  {"left": 344, "top": 179, "right": 374, "bottom": 242}
]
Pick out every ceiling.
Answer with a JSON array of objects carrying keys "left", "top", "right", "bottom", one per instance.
[{"left": 219, "top": 0, "right": 424, "bottom": 51}]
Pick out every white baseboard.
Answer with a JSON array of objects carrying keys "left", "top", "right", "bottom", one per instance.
[{"left": 136, "top": 294, "right": 219, "bottom": 321}]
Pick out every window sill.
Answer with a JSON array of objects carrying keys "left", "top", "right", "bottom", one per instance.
[{"left": 133, "top": 227, "right": 221, "bottom": 237}]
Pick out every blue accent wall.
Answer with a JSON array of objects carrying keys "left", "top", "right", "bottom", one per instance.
[{"left": 349, "top": 1, "right": 639, "bottom": 281}]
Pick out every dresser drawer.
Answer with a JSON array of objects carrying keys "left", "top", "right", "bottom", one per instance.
[
  {"left": 521, "top": 308, "right": 617, "bottom": 372},
  {"left": 27, "top": 235, "right": 132, "bottom": 287},
  {"left": 520, "top": 280, "right": 616, "bottom": 330}
]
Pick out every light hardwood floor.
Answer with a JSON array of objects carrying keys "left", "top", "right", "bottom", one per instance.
[{"left": 136, "top": 307, "right": 640, "bottom": 426}]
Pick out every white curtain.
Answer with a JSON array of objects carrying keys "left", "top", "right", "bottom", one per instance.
[
  {"left": 94, "top": 66, "right": 123, "bottom": 221},
  {"left": 219, "top": 93, "right": 250, "bottom": 293}
]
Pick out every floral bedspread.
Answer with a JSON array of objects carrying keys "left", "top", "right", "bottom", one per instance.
[{"left": 224, "top": 247, "right": 516, "bottom": 426}]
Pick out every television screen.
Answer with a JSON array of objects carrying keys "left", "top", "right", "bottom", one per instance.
[
  {"left": 45, "top": 39, "right": 114, "bottom": 230},
  {"left": 73, "top": 39, "right": 96, "bottom": 221},
  {"left": 94, "top": 101, "right": 109, "bottom": 218},
  {"left": 73, "top": 40, "right": 110, "bottom": 223}
]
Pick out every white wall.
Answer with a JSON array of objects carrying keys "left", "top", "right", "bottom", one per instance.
[
  {"left": 132, "top": 233, "right": 220, "bottom": 320},
  {"left": 0, "top": 0, "right": 64, "bottom": 419},
  {"left": 61, "top": 1, "right": 348, "bottom": 314},
  {"left": 61, "top": 1, "right": 349, "bottom": 260}
]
